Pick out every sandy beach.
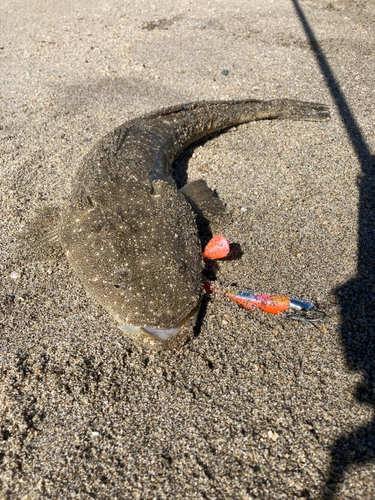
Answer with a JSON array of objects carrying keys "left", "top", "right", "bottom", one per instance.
[{"left": 1, "top": 0, "right": 375, "bottom": 498}]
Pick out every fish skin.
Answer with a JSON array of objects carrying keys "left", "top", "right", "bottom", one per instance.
[{"left": 59, "top": 99, "right": 329, "bottom": 347}]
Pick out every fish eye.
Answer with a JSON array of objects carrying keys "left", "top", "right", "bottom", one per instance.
[{"left": 178, "top": 260, "right": 187, "bottom": 271}]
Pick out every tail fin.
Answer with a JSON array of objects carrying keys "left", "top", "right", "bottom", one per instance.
[{"left": 269, "top": 98, "right": 330, "bottom": 121}]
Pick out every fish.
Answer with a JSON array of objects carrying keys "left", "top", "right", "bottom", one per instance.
[{"left": 58, "top": 99, "right": 330, "bottom": 348}]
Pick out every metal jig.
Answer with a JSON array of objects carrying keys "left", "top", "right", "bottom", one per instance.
[{"left": 203, "top": 278, "right": 326, "bottom": 327}]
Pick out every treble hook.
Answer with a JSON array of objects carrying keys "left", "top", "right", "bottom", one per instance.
[{"left": 283, "top": 298, "right": 326, "bottom": 327}]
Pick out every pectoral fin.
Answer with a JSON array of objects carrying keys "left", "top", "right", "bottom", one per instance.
[
  {"left": 180, "top": 179, "right": 226, "bottom": 220},
  {"left": 16, "top": 206, "right": 63, "bottom": 261}
]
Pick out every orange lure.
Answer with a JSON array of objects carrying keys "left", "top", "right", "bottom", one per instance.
[
  {"left": 203, "top": 278, "right": 325, "bottom": 326},
  {"left": 225, "top": 291, "right": 291, "bottom": 315},
  {"left": 202, "top": 235, "right": 230, "bottom": 260}
]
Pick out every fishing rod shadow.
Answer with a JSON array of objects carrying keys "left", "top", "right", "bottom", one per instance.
[{"left": 291, "top": 1, "right": 375, "bottom": 498}]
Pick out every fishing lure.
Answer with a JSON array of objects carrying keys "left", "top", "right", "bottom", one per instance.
[
  {"left": 202, "top": 235, "right": 230, "bottom": 260},
  {"left": 202, "top": 236, "right": 325, "bottom": 326},
  {"left": 203, "top": 278, "right": 325, "bottom": 326}
]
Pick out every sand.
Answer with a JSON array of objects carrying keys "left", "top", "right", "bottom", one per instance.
[{"left": 1, "top": 0, "right": 375, "bottom": 498}]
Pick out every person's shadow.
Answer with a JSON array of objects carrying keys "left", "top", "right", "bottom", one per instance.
[{"left": 291, "top": 1, "right": 375, "bottom": 497}]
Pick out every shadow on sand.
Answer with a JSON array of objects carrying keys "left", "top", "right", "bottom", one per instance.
[{"left": 291, "top": 1, "right": 375, "bottom": 497}]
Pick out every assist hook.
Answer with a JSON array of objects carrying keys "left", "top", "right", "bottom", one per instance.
[{"left": 284, "top": 298, "right": 326, "bottom": 327}]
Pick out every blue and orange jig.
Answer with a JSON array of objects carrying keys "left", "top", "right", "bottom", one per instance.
[{"left": 203, "top": 278, "right": 325, "bottom": 327}]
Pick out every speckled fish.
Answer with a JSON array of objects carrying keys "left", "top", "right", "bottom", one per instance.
[{"left": 59, "top": 99, "right": 329, "bottom": 348}]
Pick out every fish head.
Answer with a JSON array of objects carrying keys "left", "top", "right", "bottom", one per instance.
[{"left": 60, "top": 179, "right": 204, "bottom": 345}]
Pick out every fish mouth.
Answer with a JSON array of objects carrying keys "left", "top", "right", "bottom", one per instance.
[{"left": 117, "top": 307, "right": 198, "bottom": 342}]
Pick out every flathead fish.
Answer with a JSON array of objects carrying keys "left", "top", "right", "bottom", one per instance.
[{"left": 59, "top": 99, "right": 329, "bottom": 348}]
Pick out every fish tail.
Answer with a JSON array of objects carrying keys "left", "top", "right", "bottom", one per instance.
[
  {"left": 225, "top": 98, "right": 330, "bottom": 127},
  {"left": 264, "top": 98, "right": 330, "bottom": 121},
  {"left": 173, "top": 98, "right": 330, "bottom": 144}
]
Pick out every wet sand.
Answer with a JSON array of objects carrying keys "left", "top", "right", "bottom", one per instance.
[{"left": 1, "top": 0, "right": 375, "bottom": 498}]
